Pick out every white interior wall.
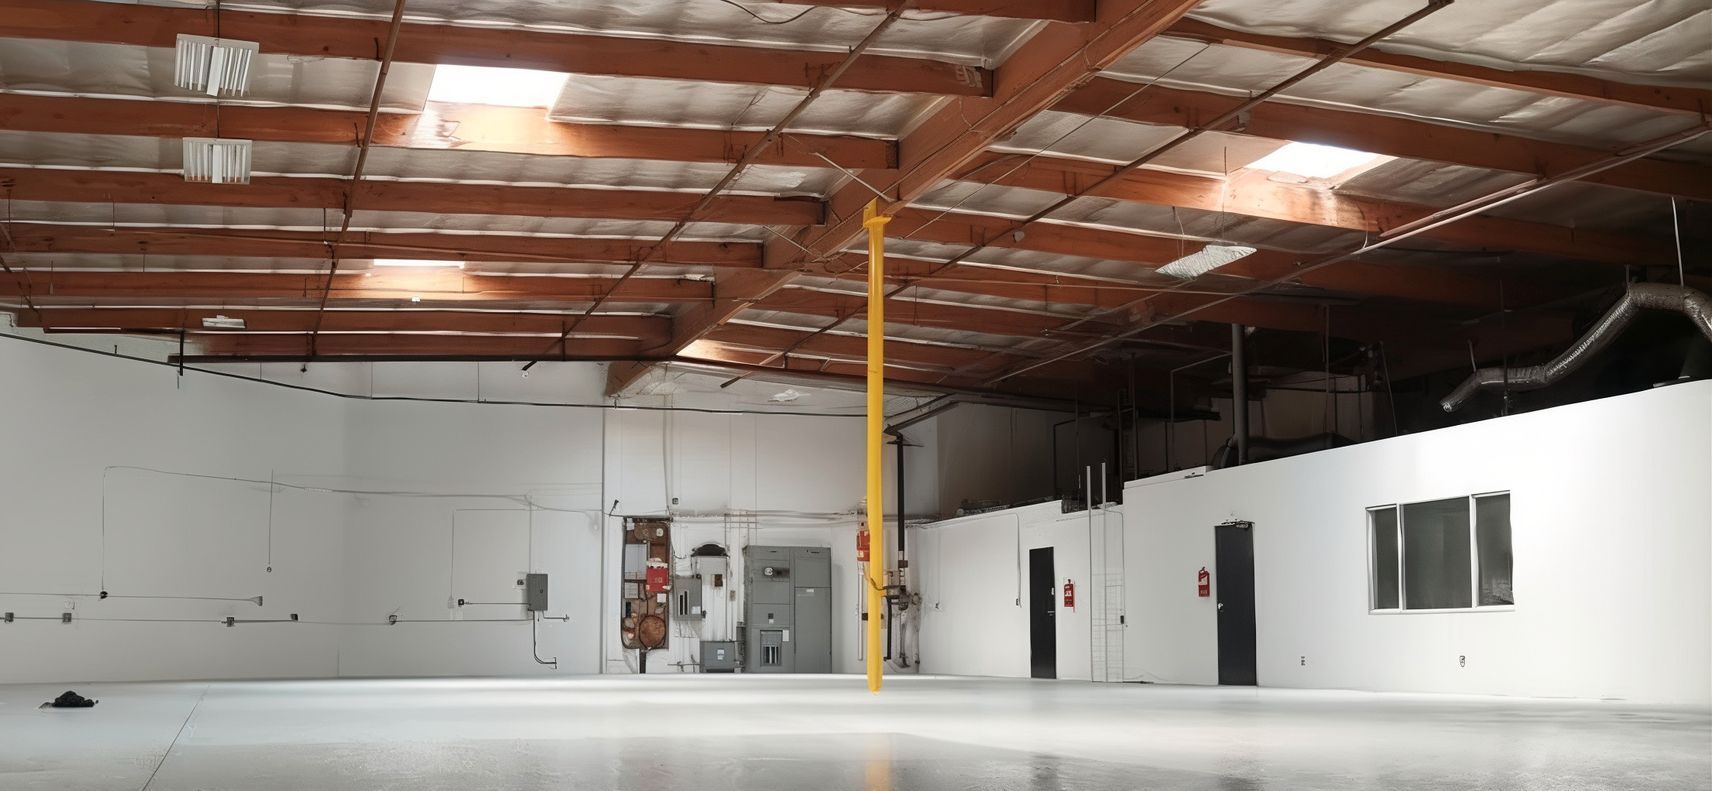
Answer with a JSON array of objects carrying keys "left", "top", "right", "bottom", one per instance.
[
  {"left": 913, "top": 501, "right": 1101, "bottom": 680},
  {"left": 1125, "top": 380, "right": 1712, "bottom": 704},
  {"left": 0, "top": 335, "right": 902, "bottom": 683}
]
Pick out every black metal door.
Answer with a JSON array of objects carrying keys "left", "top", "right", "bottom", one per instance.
[
  {"left": 1029, "top": 547, "right": 1057, "bottom": 680},
  {"left": 1215, "top": 522, "right": 1257, "bottom": 686}
]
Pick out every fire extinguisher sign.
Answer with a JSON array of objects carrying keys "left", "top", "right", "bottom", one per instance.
[{"left": 1197, "top": 567, "right": 1211, "bottom": 598}]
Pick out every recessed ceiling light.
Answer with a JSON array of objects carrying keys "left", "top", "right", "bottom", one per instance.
[
  {"left": 182, "top": 137, "right": 252, "bottom": 184},
  {"left": 174, "top": 34, "right": 259, "bottom": 97},
  {"left": 1246, "top": 142, "right": 1380, "bottom": 180},
  {"left": 373, "top": 259, "right": 465, "bottom": 269},
  {"left": 201, "top": 315, "right": 247, "bottom": 330},
  {"left": 428, "top": 65, "right": 569, "bottom": 108},
  {"left": 1156, "top": 245, "right": 1257, "bottom": 279}
]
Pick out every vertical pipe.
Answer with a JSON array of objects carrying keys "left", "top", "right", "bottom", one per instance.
[
  {"left": 864, "top": 198, "right": 889, "bottom": 694},
  {"left": 1231, "top": 324, "right": 1249, "bottom": 466}
]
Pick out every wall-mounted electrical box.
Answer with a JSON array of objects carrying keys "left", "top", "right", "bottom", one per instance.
[
  {"left": 702, "top": 640, "right": 739, "bottom": 672},
  {"left": 524, "top": 573, "right": 549, "bottom": 612},
  {"left": 673, "top": 575, "right": 704, "bottom": 620},
  {"left": 743, "top": 545, "right": 831, "bottom": 674}
]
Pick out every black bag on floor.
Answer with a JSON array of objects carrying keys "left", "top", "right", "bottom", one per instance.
[{"left": 47, "top": 690, "right": 97, "bottom": 708}]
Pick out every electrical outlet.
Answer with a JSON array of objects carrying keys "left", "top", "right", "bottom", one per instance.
[
  {"left": 1459, "top": 654, "right": 1467, "bottom": 668},
  {"left": 1300, "top": 656, "right": 1306, "bottom": 666}
]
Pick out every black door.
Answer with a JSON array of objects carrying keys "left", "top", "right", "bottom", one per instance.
[
  {"left": 1029, "top": 547, "right": 1057, "bottom": 679},
  {"left": 1215, "top": 521, "right": 1257, "bottom": 686}
]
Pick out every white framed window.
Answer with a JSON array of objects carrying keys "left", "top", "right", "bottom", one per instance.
[{"left": 1369, "top": 492, "right": 1512, "bottom": 612}]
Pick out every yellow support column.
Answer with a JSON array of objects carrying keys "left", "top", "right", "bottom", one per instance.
[{"left": 863, "top": 198, "right": 890, "bottom": 694}]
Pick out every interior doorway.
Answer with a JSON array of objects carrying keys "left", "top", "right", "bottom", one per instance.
[
  {"left": 1029, "top": 546, "right": 1057, "bottom": 679},
  {"left": 1215, "top": 521, "right": 1257, "bottom": 686}
]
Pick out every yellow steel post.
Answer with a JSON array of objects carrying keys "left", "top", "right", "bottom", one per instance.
[{"left": 863, "top": 198, "right": 889, "bottom": 694}]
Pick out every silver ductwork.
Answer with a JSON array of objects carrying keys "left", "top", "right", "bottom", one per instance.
[{"left": 1442, "top": 283, "right": 1712, "bottom": 412}]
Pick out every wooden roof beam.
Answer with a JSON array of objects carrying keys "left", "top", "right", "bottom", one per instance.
[
  {"left": 1164, "top": 18, "right": 1712, "bottom": 117},
  {"left": 1056, "top": 79, "right": 1712, "bottom": 199},
  {"left": 602, "top": 0, "right": 1245, "bottom": 396},
  {"left": 0, "top": 270, "right": 712, "bottom": 304},
  {"left": 0, "top": 0, "right": 991, "bottom": 97},
  {"left": 0, "top": 94, "right": 898, "bottom": 170},
  {"left": 0, "top": 168, "right": 824, "bottom": 227},
  {"left": 957, "top": 152, "right": 1675, "bottom": 267},
  {"left": 750, "top": 1, "right": 1096, "bottom": 23},
  {"left": 14, "top": 307, "right": 670, "bottom": 342}
]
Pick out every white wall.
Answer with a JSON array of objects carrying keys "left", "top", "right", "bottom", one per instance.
[
  {"left": 0, "top": 338, "right": 348, "bottom": 683},
  {"left": 0, "top": 335, "right": 900, "bottom": 683},
  {"left": 913, "top": 501, "right": 1103, "bottom": 680},
  {"left": 1123, "top": 380, "right": 1712, "bottom": 704}
]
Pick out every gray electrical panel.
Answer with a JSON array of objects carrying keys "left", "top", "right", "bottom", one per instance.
[
  {"left": 702, "top": 640, "right": 739, "bottom": 672},
  {"left": 743, "top": 545, "right": 832, "bottom": 674},
  {"left": 524, "top": 573, "right": 549, "bottom": 612},
  {"left": 673, "top": 575, "right": 704, "bottom": 620}
]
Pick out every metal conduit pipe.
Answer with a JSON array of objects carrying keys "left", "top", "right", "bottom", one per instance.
[
  {"left": 1442, "top": 283, "right": 1712, "bottom": 412},
  {"left": 1231, "top": 324, "right": 1249, "bottom": 466}
]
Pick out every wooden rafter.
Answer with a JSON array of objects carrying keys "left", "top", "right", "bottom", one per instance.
[
  {"left": 2, "top": 226, "right": 760, "bottom": 268},
  {"left": 956, "top": 153, "right": 1674, "bottom": 267},
  {"left": 17, "top": 308, "right": 671, "bottom": 341},
  {"left": 0, "top": 94, "right": 898, "bottom": 170},
  {"left": 751, "top": 0, "right": 1095, "bottom": 23},
  {"left": 0, "top": 270, "right": 712, "bottom": 304},
  {"left": 1056, "top": 79, "right": 1712, "bottom": 199},
  {"left": 604, "top": 0, "right": 1214, "bottom": 395},
  {"left": 1164, "top": 18, "right": 1712, "bottom": 117},
  {"left": 0, "top": 0, "right": 991, "bottom": 97}
]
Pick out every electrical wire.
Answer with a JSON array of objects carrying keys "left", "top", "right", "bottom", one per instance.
[{"left": 712, "top": 0, "right": 962, "bottom": 24}]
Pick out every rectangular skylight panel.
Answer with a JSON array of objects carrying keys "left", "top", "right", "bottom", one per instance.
[
  {"left": 427, "top": 65, "right": 570, "bottom": 107},
  {"left": 1247, "top": 142, "right": 1380, "bottom": 180}
]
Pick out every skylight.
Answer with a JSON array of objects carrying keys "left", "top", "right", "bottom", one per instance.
[
  {"left": 1246, "top": 142, "right": 1381, "bottom": 180},
  {"left": 427, "top": 65, "right": 569, "bottom": 108}
]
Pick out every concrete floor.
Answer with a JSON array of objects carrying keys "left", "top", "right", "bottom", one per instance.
[{"left": 1, "top": 676, "right": 1706, "bottom": 790}]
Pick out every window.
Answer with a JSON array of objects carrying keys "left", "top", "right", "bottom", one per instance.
[{"left": 1369, "top": 493, "right": 1512, "bottom": 611}]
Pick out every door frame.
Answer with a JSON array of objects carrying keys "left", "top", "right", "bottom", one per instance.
[
  {"left": 1028, "top": 546, "right": 1057, "bottom": 680},
  {"left": 1215, "top": 520, "right": 1257, "bottom": 686}
]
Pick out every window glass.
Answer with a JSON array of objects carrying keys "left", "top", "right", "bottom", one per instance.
[
  {"left": 1476, "top": 494, "right": 1514, "bottom": 605},
  {"left": 1370, "top": 507, "right": 1399, "bottom": 609},
  {"left": 1402, "top": 498, "right": 1472, "bottom": 609}
]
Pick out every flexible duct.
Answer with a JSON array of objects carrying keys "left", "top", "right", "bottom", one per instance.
[{"left": 1442, "top": 283, "right": 1712, "bottom": 412}]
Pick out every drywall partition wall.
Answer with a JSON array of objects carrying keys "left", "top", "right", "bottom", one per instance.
[
  {"left": 914, "top": 501, "right": 1100, "bottom": 680},
  {"left": 0, "top": 337, "right": 349, "bottom": 684},
  {"left": 1123, "top": 380, "right": 1712, "bottom": 704}
]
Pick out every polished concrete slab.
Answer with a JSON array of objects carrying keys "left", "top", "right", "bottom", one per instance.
[{"left": 1, "top": 675, "right": 1706, "bottom": 790}]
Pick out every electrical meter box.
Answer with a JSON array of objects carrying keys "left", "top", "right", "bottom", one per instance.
[{"left": 742, "top": 545, "right": 831, "bottom": 674}]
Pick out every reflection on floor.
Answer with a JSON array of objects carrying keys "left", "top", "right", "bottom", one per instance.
[{"left": 2, "top": 675, "right": 1707, "bottom": 790}]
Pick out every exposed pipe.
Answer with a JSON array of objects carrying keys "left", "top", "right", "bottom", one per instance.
[
  {"left": 864, "top": 197, "right": 890, "bottom": 695},
  {"left": 303, "top": 0, "right": 410, "bottom": 361},
  {"left": 1441, "top": 283, "right": 1712, "bottom": 412},
  {"left": 1230, "top": 324, "right": 1249, "bottom": 466}
]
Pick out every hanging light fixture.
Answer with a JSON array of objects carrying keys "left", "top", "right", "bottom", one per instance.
[
  {"left": 182, "top": 137, "right": 253, "bottom": 184},
  {"left": 1156, "top": 244, "right": 1257, "bottom": 279},
  {"left": 174, "top": 34, "right": 259, "bottom": 97}
]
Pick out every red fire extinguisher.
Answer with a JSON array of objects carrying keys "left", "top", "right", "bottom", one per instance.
[
  {"left": 1062, "top": 578, "right": 1075, "bottom": 609},
  {"left": 1197, "top": 567, "right": 1211, "bottom": 598},
  {"left": 856, "top": 526, "right": 870, "bottom": 563}
]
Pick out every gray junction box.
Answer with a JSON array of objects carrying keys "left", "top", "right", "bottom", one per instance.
[{"left": 743, "top": 546, "right": 832, "bottom": 673}]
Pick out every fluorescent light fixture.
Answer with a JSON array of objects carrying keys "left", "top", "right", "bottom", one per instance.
[
  {"left": 1247, "top": 142, "right": 1380, "bottom": 180},
  {"left": 428, "top": 65, "right": 569, "bottom": 108},
  {"left": 201, "top": 315, "right": 247, "bottom": 330},
  {"left": 181, "top": 137, "right": 252, "bottom": 184},
  {"left": 1156, "top": 244, "right": 1257, "bottom": 279},
  {"left": 174, "top": 34, "right": 259, "bottom": 97},
  {"left": 769, "top": 388, "right": 804, "bottom": 403},
  {"left": 372, "top": 259, "right": 465, "bottom": 269}
]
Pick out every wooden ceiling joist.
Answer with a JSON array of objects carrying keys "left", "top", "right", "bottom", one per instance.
[
  {"left": 16, "top": 308, "right": 671, "bottom": 341},
  {"left": 1057, "top": 79, "right": 1712, "bottom": 200},
  {"left": 0, "top": 0, "right": 991, "bottom": 97},
  {"left": 0, "top": 270, "right": 712, "bottom": 304},
  {"left": 1164, "top": 18, "right": 1712, "bottom": 117},
  {"left": 603, "top": 0, "right": 1247, "bottom": 396},
  {"left": 3, "top": 226, "right": 761, "bottom": 268},
  {"left": 188, "top": 333, "right": 652, "bottom": 359},
  {"left": 0, "top": 168, "right": 824, "bottom": 227},
  {"left": 957, "top": 153, "right": 1673, "bottom": 267},
  {"left": 0, "top": 94, "right": 898, "bottom": 170},
  {"left": 752, "top": 1, "right": 1096, "bottom": 23}
]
